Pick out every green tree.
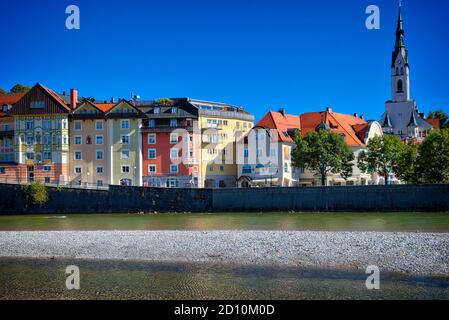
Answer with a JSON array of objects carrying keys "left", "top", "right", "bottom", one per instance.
[
  {"left": 428, "top": 110, "right": 449, "bottom": 129},
  {"left": 415, "top": 129, "right": 449, "bottom": 183},
  {"left": 10, "top": 84, "right": 32, "bottom": 93},
  {"left": 394, "top": 141, "right": 419, "bottom": 184},
  {"left": 0, "top": 88, "right": 6, "bottom": 94},
  {"left": 156, "top": 98, "right": 174, "bottom": 106},
  {"left": 292, "top": 130, "right": 354, "bottom": 186},
  {"left": 22, "top": 182, "right": 49, "bottom": 205},
  {"left": 357, "top": 135, "right": 406, "bottom": 185}
]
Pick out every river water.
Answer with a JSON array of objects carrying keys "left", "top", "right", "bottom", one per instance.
[
  {"left": 0, "top": 212, "right": 448, "bottom": 300},
  {"left": 0, "top": 212, "right": 448, "bottom": 232}
]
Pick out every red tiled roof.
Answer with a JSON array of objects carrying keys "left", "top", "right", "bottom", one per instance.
[
  {"left": 95, "top": 103, "right": 115, "bottom": 113},
  {"left": 424, "top": 118, "right": 440, "bottom": 129},
  {"left": 256, "top": 111, "right": 301, "bottom": 143},
  {"left": 300, "top": 111, "right": 368, "bottom": 147},
  {"left": 0, "top": 93, "right": 26, "bottom": 105}
]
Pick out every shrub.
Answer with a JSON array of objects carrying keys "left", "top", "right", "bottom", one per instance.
[{"left": 23, "top": 182, "right": 49, "bottom": 205}]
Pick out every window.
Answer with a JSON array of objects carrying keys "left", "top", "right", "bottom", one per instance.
[
  {"left": 170, "top": 164, "right": 178, "bottom": 173},
  {"left": 43, "top": 151, "right": 51, "bottom": 160},
  {"left": 121, "top": 120, "right": 130, "bottom": 129},
  {"left": 149, "top": 119, "right": 156, "bottom": 128},
  {"left": 97, "top": 180, "right": 104, "bottom": 187},
  {"left": 220, "top": 165, "right": 224, "bottom": 172},
  {"left": 223, "top": 120, "right": 228, "bottom": 126},
  {"left": 26, "top": 152, "right": 34, "bottom": 160},
  {"left": 148, "top": 165, "right": 156, "bottom": 174},
  {"left": 121, "top": 135, "right": 130, "bottom": 144},
  {"left": 31, "top": 101, "right": 45, "bottom": 109},
  {"left": 43, "top": 120, "right": 51, "bottom": 130},
  {"left": 170, "top": 133, "right": 178, "bottom": 144},
  {"left": 121, "top": 165, "right": 130, "bottom": 173},
  {"left": 96, "top": 150, "right": 104, "bottom": 160},
  {"left": 170, "top": 119, "right": 177, "bottom": 128},
  {"left": 96, "top": 166, "right": 104, "bottom": 174},
  {"left": 148, "top": 134, "right": 156, "bottom": 144},
  {"left": 244, "top": 148, "right": 249, "bottom": 158},
  {"left": 0, "top": 167, "right": 5, "bottom": 174},
  {"left": 284, "top": 162, "right": 289, "bottom": 173},
  {"left": 400, "top": 67, "right": 404, "bottom": 75},
  {"left": 75, "top": 151, "right": 82, "bottom": 160},
  {"left": 25, "top": 121, "right": 34, "bottom": 130},
  {"left": 170, "top": 148, "right": 179, "bottom": 159},
  {"left": 242, "top": 164, "right": 252, "bottom": 174},
  {"left": 44, "top": 177, "right": 50, "bottom": 184},
  {"left": 148, "top": 149, "right": 156, "bottom": 159},
  {"left": 43, "top": 166, "right": 51, "bottom": 172},
  {"left": 121, "top": 149, "right": 130, "bottom": 159},
  {"left": 26, "top": 135, "right": 34, "bottom": 145},
  {"left": 153, "top": 107, "right": 160, "bottom": 114},
  {"left": 74, "top": 136, "right": 82, "bottom": 145},
  {"left": 74, "top": 121, "right": 82, "bottom": 131},
  {"left": 95, "top": 121, "right": 103, "bottom": 130},
  {"left": 43, "top": 135, "right": 51, "bottom": 145},
  {"left": 397, "top": 79, "right": 403, "bottom": 93},
  {"left": 74, "top": 167, "right": 82, "bottom": 174},
  {"left": 171, "top": 107, "right": 177, "bottom": 114},
  {"left": 96, "top": 135, "right": 104, "bottom": 145}
]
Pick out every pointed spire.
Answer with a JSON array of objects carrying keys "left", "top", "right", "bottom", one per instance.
[
  {"left": 382, "top": 113, "right": 392, "bottom": 128},
  {"left": 391, "top": 4, "right": 408, "bottom": 67},
  {"left": 408, "top": 112, "right": 418, "bottom": 127}
]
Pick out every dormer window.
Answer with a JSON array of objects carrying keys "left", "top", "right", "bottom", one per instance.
[
  {"left": 2, "top": 105, "right": 7, "bottom": 113},
  {"left": 171, "top": 107, "right": 177, "bottom": 114},
  {"left": 154, "top": 107, "right": 160, "bottom": 114}
]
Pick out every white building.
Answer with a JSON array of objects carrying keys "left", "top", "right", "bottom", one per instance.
[{"left": 380, "top": 7, "right": 438, "bottom": 140}]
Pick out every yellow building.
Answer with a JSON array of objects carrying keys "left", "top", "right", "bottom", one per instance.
[{"left": 188, "top": 99, "right": 254, "bottom": 188}]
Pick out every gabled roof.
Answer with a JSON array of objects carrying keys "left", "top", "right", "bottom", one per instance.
[
  {"left": 37, "top": 83, "right": 71, "bottom": 112},
  {"left": 0, "top": 93, "right": 26, "bottom": 106},
  {"left": 300, "top": 111, "right": 368, "bottom": 147},
  {"left": 256, "top": 111, "right": 301, "bottom": 143},
  {"left": 382, "top": 112, "right": 392, "bottom": 128},
  {"left": 71, "top": 100, "right": 109, "bottom": 114},
  {"left": 105, "top": 100, "right": 146, "bottom": 117},
  {"left": 95, "top": 103, "right": 115, "bottom": 113},
  {"left": 424, "top": 118, "right": 440, "bottom": 129}
]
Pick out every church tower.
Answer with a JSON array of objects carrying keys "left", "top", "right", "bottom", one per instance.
[
  {"left": 391, "top": 7, "right": 410, "bottom": 102},
  {"left": 380, "top": 5, "right": 433, "bottom": 140}
]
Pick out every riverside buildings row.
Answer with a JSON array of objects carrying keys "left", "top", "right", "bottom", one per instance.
[{"left": 0, "top": 8, "right": 440, "bottom": 188}]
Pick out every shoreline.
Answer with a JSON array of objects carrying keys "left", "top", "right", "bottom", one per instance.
[{"left": 0, "top": 231, "right": 448, "bottom": 276}]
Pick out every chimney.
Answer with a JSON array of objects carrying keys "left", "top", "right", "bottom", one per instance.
[
  {"left": 360, "top": 115, "right": 364, "bottom": 120},
  {"left": 70, "top": 89, "right": 78, "bottom": 110},
  {"left": 62, "top": 91, "right": 66, "bottom": 96},
  {"left": 279, "top": 108, "right": 286, "bottom": 116},
  {"left": 111, "top": 97, "right": 115, "bottom": 103},
  {"left": 326, "top": 107, "right": 332, "bottom": 113},
  {"left": 353, "top": 113, "right": 358, "bottom": 118}
]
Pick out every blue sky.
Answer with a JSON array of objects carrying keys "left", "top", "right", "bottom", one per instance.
[{"left": 1, "top": 0, "right": 448, "bottom": 122}]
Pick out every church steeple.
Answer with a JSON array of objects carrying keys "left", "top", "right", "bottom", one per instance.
[
  {"left": 390, "top": 4, "right": 411, "bottom": 102},
  {"left": 392, "top": 6, "right": 408, "bottom": 67}
]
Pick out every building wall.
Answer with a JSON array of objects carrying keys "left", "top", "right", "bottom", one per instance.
[
  {"left": 68, "top": 119, "right": 110, "bottom": 186},
  {"left": 199, "top": 115, "right": 253, "bottom": 188},
  {"left": 142, "top": 126, "right": 200, "bottom": 188},
  {"left": 110, "top": 117, "right": 142, "bottom": 186},
  {"left": 13, "top": 115, "right": 69, "bottom": 183}
]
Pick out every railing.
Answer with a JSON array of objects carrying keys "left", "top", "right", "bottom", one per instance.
[
  {"left": 0, "top": 177, "right": 109, "bottom": 190},
  {"left": 199, "top": 109, "right": 254, "bottom": 122}
]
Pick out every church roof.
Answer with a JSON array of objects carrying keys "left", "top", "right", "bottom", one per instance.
[
  {"left": 408, "top": 112, "right": 419, "bottom": 127},
  {"left": 391, "top": 7, "right": 409, "bottom": 67},
  {"left": 382, "top": 113, "right": 392, "bottom": 128}
]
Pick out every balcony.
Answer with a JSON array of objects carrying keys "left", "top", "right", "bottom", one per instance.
[{"left": 142, "top": 123, "right": 194, "bottom": 133}]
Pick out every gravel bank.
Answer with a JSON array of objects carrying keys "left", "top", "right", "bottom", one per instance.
[{"left": 0, "top": 231, "right": 448, "bottom": 276}]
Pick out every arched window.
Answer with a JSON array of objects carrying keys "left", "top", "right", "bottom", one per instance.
[
  {"left": 395, "top": 67, "right": 399, "bottom": 76},
  {"left": 397, "top": 79, "right": 403, "bottom": 93},
  {"left": 400, "top": 67, "right": 404, "bottom": 75}
]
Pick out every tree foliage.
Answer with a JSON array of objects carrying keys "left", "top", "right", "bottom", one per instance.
[
  {"left": 22, "top": 182, "right": 49, "bottom": 205},
  {"left": 357, "top": 135, "right": 406, "bottom": 184},
  {"left": 0, "top": 87, "right": 6, "bottom": 94},
  {"left": 156, "top": 98, "right": 174, "bottom": 106},
  {"left": 414, "top": 129, "right": 449, "bottom": 183},
  {"left": 292, "top": 129, "right": 354, "bottom": 186},
  {"left": 10, "top": 84, "right": 32, "bottom": 93}
]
